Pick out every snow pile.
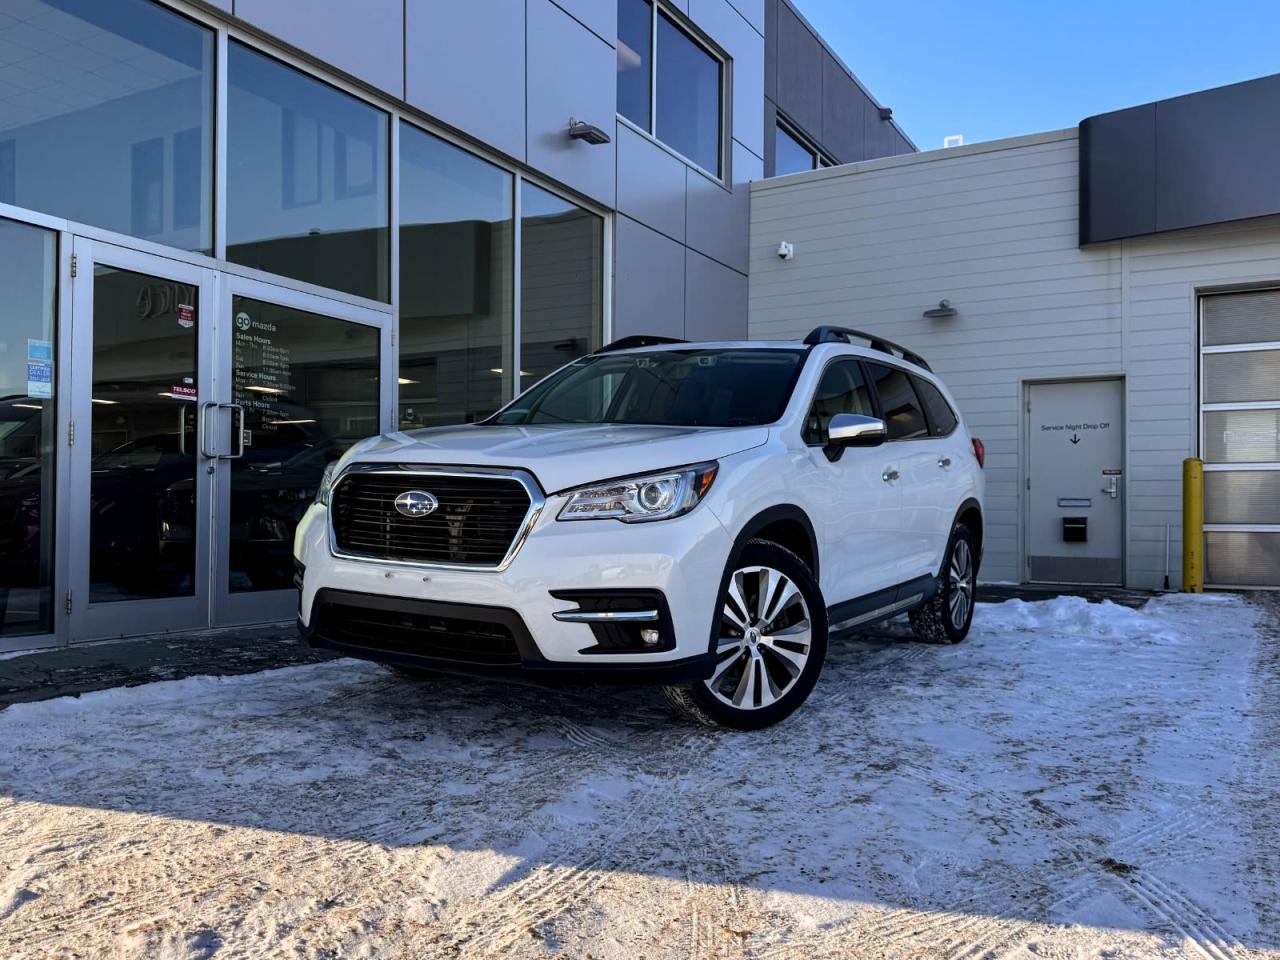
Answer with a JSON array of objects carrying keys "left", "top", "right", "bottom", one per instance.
[{"left": 0, "top": 594, "right": 1273, "bottom": 960}]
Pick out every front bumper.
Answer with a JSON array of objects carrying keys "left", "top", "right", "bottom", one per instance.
[
  {"left": 294, "top": 491, "right": 732, "bottom": 678},
  {"left": 299, "top": 589, "right": 715, "bottom": 684}
]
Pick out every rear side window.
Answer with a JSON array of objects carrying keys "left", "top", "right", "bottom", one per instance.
[
  {"left": 865, "top": 362, "right": 928, "bottom": 440},
  {"left": 804, "top": 359, "right": 874, "bottom": 444},
  {"left": 912, "top": 376, "right": 959, "bottom": 436}
]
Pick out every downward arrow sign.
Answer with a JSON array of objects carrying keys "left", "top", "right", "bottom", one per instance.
[{"left": 1070, "top": 433, "right": 1081, "bottom": 445}]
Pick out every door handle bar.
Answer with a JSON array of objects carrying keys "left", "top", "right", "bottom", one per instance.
[{"left": 199, "top": 401, "right": 246, "bottom": 460}]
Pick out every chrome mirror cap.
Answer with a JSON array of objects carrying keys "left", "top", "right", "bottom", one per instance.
[{"left": 828, "top": 413, "right": 887, "bottom": 448}]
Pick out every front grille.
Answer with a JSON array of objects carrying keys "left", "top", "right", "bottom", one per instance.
[
  {"left": 331, "top": 470, "right": 533, "bottom": 567},
  {"left": 314, "top": 595, "right": 522, "bottom": 665}
]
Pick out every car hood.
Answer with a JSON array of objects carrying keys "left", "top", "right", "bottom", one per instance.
[{"left": 340, "top": 423, "right": 770, "bottom": 493}]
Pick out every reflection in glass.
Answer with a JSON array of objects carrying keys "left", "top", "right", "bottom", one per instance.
[
  {"left": 399, "top": 124, "right": 514, "bottom": 428},
  {"left": 0, "top": 0, "right": 214, "bottom": 253},
  {"left": 519, "top": 183, "right": 603, "bottom": 393},
  {"left": 617, "top": 0, "right": 653, "bottom": 129},
  {"left": 0, "top": 220, "right": 57, "bottom": 636},
  {"left": 656, "top": 11, "right": 722, "bottom": 176},
  {"left": 227, "top": 42, "right": 390, "bottom": 302},
  {"left": 776, "top": 122, "right": 817, "bottom": 176},
  {"left": 230, "top": 297, "right": 379, "bottom": 592},
  {"left": 90, "top": 267, "right": 200, "bottom": 602}
]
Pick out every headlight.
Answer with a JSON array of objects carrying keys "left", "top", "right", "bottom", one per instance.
[
  {"left": 558, "top": 462, "right": 719, "bottom": 523},
  {"left": 315, "top": 461, "right": 339, "bottom": 506}
]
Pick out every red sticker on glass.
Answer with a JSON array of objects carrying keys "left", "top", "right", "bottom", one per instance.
[
  {"left": 177, "top": 304, "right": 195, "bottom": 329},
  {"left": 169, "top": 384, "right": 197, "bottom": 400}
]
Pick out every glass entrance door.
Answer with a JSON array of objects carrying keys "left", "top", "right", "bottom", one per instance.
[
  {"left": 212, "top": 276, "right": 391, "bottom": 626},
  {"left": 68, "top": 239, "right": 217, "bottom": 639}
]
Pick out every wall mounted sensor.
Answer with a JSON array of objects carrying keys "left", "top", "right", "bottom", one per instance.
[
  {"left": 568, "top": 119, "right": 611, "bottom": 145},
  {"left": 777, "top": 241, "right": 795, "bottom": 261}
]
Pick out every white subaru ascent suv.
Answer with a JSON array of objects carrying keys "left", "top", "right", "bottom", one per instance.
[{"left": 295, "top": 327, "right": 984, "bottom": 729}]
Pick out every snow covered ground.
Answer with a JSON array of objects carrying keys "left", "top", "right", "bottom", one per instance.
[{"left": 0, "top": 594, "right": 1276, "bottom": 959}]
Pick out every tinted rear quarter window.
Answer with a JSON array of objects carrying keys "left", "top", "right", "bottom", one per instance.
[
  {"left": 912, "top": 376, "right": 959, "bottom": 436},
  {"left": 865, "top": 362, "right": 929, "bottom": 440}
]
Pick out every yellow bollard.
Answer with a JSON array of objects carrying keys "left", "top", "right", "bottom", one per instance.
[{"left": 1182, "top": 458, "right": 1204, "bottom": 593}]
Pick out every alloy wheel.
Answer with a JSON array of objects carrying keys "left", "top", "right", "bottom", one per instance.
[
  {"left": 705, "top": 565, "right": 812, "bottom": 711},
  {"left": 949, "top": 539, "right": 975, "bottom": 630}
]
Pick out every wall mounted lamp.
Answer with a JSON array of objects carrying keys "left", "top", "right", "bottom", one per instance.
[
  {"left": 923, "top": 299, "right": 957, "bottom": 320},
  {"left": 568, "top": 119, "right": 611, "bottom": 145},
  {"left": 878, "top": 106, "right": 893, "bottom": 121}
]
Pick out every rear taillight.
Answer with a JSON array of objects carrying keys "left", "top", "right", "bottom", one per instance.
[{"left": 971, "top": 437, "right": 985, "bottom": 468}]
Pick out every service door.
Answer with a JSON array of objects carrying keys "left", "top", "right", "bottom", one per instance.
[{"left": 1026, "top": 379, "right": 1125, "bottom": 585}]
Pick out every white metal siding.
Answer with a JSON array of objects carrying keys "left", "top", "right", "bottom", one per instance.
[{"left": 749, "top": 129, "right": 1280, "bottom": 589}]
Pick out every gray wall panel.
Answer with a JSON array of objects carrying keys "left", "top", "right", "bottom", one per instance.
[
  {"left": 821, "top": 52, "right": 864, "bottom": 162},
  {"left": 686, "top": 248, "right": 748, "bottom": 340},
  {"left": 691, "top": 0, "right": 765, "bottom": 160},
  {"left": 1155, "top": 73, "right": 1280, "bottom": 233},
  {"left": 616, "top": 123, "right": 687, "bottom": 242},
  {"left": 686, "top": 141, "right": 761, "bottom": 273},
  {"left": 405, "top": 0, "right": 525, "bottom": 162},
  {"left": 550, "top": 0, "right": 615, "bottom": 45},
  {"left": 234, "top": 0, "right": 404, "bottom": 97},
  {"left": 863, "top": 96, "right": 898, "bottom": 159},
  {"left": 728, "top": 0, "right": 765, "bottom": 34},
  {"left": 763, "top": 0, "right": 777, "bottom": 101},
  {"left": 615, "top": 216, "right": 686, "bottom": 339},
  {"left": 1078, "top": 105, "right": 1154, "bottom": 245},
  {"left": 774, "top": 1, "right": 822, "bottom": 141},
  {"left": 526, "top": 0, "right": 617, "bottom": 206}
]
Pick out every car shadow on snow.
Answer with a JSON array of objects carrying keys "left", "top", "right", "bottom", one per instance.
[{"left": 0, "top": 600, "right": 1272, "bottom": 955}]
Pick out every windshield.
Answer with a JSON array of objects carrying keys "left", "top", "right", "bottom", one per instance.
[{"left": 489, "top": 348, "right": 806, "bottom": 427}]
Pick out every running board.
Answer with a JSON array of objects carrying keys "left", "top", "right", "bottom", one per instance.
[{"left": 829, "top": 592, "right": 925, "bottom": 633}]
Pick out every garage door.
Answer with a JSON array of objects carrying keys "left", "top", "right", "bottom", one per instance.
[{"left": 1200, "top": 290, "right": 1280, "bottom": 587}]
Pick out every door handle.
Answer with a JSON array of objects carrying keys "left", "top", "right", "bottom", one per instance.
[
  {"left": 199, "top": 402, "right": 246, "bottom": 460},
  {"left": 938, "top": 457, "right": 952, "bottom": 469},
  {"left": 1101, "top": 475, "right": 1119, "bottom": 499},
  {"left": 882, "top": 468, "right": 899, "bottom": 483}
]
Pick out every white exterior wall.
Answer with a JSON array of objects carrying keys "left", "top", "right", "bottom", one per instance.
[{"left": 748, "top": 128, "right": 1280, "bottom": 589}]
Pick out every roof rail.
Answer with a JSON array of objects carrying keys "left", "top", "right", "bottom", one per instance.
[
  {"left": 802, "top": 325, "right": 931, "bottom": 371},
  {"left": 596, "top": 334, "right": 688, "bottom": 353}
]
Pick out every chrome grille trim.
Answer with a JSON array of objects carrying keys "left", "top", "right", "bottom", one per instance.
[{"left": 327, "top": 464, "right": 545, "bottom": 572}]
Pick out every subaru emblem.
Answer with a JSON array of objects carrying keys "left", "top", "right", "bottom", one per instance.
[{"left": 394, "top": 490, "right": 439, "bottom": 518}]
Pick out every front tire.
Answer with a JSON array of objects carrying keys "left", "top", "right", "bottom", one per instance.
[
  {"left": 909, "top": 522, "right": 977, "bottom": 644},
  {"left": 664, "top": 540, "right": 828, "bottom": 730}
]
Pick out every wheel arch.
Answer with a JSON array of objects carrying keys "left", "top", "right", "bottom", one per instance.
[
  {"left": 732, "top": 504, "right": 820, "bottom": 583},
  {"left": 703, "top": 505, "right": 820, "bottom": 658},
  {"left": 952, "top": 498, "right": 984, "bottom": 574}
]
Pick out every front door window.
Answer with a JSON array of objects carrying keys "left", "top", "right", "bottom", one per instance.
[{"left": 89, "top": 266, "right": 201, "bottom": 602}]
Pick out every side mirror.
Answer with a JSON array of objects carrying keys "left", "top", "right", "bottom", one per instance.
[{"left": 826, "top": 413, "right": 886, "bottom": 461}]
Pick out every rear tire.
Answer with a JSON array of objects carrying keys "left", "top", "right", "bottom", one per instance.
[
  {"left": 664, "top": 540, "right": 828, "bottom": 730},
  {"left": 909, "top": 522, "right": 977, "bottom": 644}
]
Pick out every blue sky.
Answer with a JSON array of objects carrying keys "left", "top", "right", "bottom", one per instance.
[{"left": 792, "top": 0, "right": 1280, "bottom": 151}]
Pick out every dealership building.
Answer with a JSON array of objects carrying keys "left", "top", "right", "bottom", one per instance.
[
  {"left": 750, "top": 73, "right": 1280, "bottom": 591},
  {"left": 0, "top": 0, "right": 912, "bottom": 651}
]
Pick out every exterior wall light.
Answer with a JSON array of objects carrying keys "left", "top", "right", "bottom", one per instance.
[
  {"left": 568, "top": 119, "right": 611, "bottom": 145},
  {"left": 878, "top": 106, "right": 893, "bottom": 121},
  {"left": 923, "top": 299, "right": 957, "bottom": 320}
]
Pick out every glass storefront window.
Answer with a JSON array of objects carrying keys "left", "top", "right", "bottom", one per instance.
[
  {"left": 399, "top": 124, "right": 514, "bottom": 428},
  {"left": 519, "top": 183, "right": 603, "bottom": 393},
  {"left": 0, "top": 219, "right": 57, "bottom": 636},
  {"left": 655, "top": 11, "right": 723, "bottom": 176},
  {"left": 617, "top": 0, "right": 653, "bottom": 130},
  {"left": 0, "top": 0, "right": 214, "bottom": 253},
  {"left": 227, "top": 43, "right": 390, "bottom": 302},
  {"left": 229, "top": 296, "right": 379, "bottom": 593}
]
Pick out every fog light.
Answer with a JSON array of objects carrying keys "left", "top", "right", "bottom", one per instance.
[{"left": 640, "top": 628, "right": 660, "bottom": 647}]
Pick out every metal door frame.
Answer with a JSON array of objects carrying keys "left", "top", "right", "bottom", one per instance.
[
  {"left": 67, "top": 237, "right": 220, "bottom": 641},
  {"left": 1020, "top": 375, "right": 1128, "bottom": 586},
  {"left": 211, "top": 273, "right": 394, "bottom": 628}
]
